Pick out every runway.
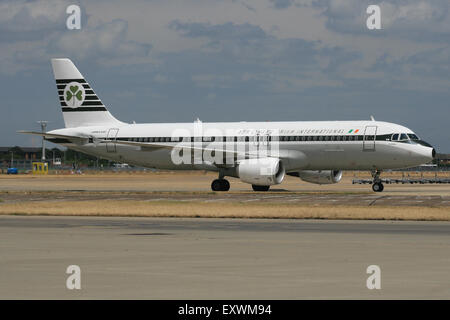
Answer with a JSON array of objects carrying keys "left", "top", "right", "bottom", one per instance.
[
  {"left": 1, "top": 216, "right": 449, "bottom": 299},
  {"left": 0, "top": 190, "right": 450, "bottom": 208},
  {"left": 1, "top": 190, "right": 449, "bottom": 207}
]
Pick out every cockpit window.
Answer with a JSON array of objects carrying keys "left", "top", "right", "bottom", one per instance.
[
  {"left": 408, "top": 134, "right": 419, "bottom": 140},
  {"left": 400, "top": 133, "right": 408, "bottom": 140},
  {"left": 392, "top": 134, "right": 399, "bottom": 141}
]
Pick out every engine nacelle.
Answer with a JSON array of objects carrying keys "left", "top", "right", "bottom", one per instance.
[
  {"left": 237, "top": 158, "right": 285, "bottom": 186},
  {"left": 297, "top": 170, "right": 343, "bottom": 185}
]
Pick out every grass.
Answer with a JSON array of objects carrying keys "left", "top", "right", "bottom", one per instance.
[
  {"left": 0, "top": 171, "right": 448, "bottom": 221},
  {"left": 0, "top": 200, "right": 449, "bottom": 221}
]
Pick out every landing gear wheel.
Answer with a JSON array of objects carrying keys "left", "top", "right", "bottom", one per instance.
[
  {"left": 211, "top": 179, "right": 230, "bottom": 191},
  {"left": 372, "top": 182, "right": 384, "bottom": 192},
  {"left": 221, "top": 179, "right": 230, "bottom": 191},
  {"left": 252, "top": 185, "right": 270, "bottom": 192}
]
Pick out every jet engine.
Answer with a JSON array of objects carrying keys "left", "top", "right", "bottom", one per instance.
[
  {"left": 296, "top": 170, "right": 343, "bottom": 184},
  {"left": 237, "top": 158, "right": 285, "bottom": 186}
]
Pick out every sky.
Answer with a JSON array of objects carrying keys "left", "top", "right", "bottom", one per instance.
[{"left": 1, "top": 0, "right": 449, "bottom": 151}]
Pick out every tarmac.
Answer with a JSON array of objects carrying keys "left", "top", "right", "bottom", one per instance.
[
  {"left": 0, "top": 216, "right": 449, "bottom": 299},
  {"left": 0, "top": 190, "right": 449, "bottom": 207},
  {"left": 1, "top": 172, "right": 449, "bottom": 299}
]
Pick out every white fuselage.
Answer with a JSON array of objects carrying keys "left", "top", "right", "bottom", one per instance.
[{"left": 48, "top": 120, "right": 434, "bottom": 173}]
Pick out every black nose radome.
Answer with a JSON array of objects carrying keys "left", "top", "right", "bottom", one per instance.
[{"left": 432, "top": 148, "right": 436, "bottom": 158}]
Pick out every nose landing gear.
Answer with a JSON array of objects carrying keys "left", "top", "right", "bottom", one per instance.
[
  {"left": 372, "top": 182, "right": 384, "bottom": 192},
  {"left": 371, "top": 169, "right": 384, "bottom": 192}
]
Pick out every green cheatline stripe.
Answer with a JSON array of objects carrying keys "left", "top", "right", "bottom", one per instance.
[
  {"left": 82, "top": 101, "right": 103, "bottom": 106},
  {"left": 348, "top": 129, "right": 353, "bottom": 133},
  {"left": 62, "top": 107, "right": 107, "bottom": 112},
  {"left": 58, "top": 89, "right": 94, "bottom": 95},
  {"left": 59, "top": 95, "right": 100, "bottom": 101},
  {"left": 57, "top": 84, "right": 91, "bottom": 90},
  {"left": 60, "top": 101, "right": 103, "bottom": 106},
  {"left": 56, "top": 79, "right": 86, "bottom": 84}
]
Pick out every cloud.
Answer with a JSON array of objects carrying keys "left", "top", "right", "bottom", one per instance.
[
  {"left": 48, "top": 19, "right": 151, "bottom": 61},
  {"left": 0, "top": 0, "right": 79, "bottom": 41},
  {"left": 0, "top": 1, "right": 151, "bottom": 74},
  {"left": 268, "top": 0, "right": 315, "bottom": 9},
  {"left": 368, "top": 45, "right": 450, "bottom": 90},
  {"left": 269, "top": 0, "right": 295, "bottom": 9},
  {"left": 169, "top": 20, "right": 360, "bottom": 92},
  {"left": 314, "top": 0, "right": 450, "bottom": 41},
  {"left": 169, "top": 21, "right": 267, "bottom": 42}
]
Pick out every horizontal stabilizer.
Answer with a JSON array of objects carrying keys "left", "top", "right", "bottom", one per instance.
[{"left": 17, "top": 130, "right": 88, "bottom": 143}]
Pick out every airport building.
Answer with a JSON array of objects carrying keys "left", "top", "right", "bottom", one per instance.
[
  {"left": 435, "top": 153, "right": 450, "bottom": 166},
  {"left": 0, "top": 146, "right": 42, "bottom": 168},
  {"left": 0, "top": 146, "right": 109, "bottom": 172}
]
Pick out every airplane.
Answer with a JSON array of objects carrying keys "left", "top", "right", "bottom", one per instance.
[{"left": 20, "top": 58, "right": 436, "bottom": 192}]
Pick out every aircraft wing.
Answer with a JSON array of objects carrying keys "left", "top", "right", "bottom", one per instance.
[{"left": 99, "top": 139, "right": 278, "bottom": 162}]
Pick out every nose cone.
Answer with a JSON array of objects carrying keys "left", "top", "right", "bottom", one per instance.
[{"left": 414, "top": 146, "right": 435, "bottom": 164}]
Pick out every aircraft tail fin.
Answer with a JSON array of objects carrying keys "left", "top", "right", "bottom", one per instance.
[{"left": 51, "top": 58, "right": 124, "bottom": 128}]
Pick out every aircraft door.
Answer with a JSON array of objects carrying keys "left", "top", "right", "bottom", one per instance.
[
  {"left": 106, "top": 128, "right": 119, "bottom": 153},
  {"left": 363, "top": 126, "right": 377, "bottom": 151}
]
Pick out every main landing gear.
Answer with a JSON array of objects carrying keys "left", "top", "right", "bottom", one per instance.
[
  {"left": 211, "top": 178, "right": 230, "bottom": 191},
  {"left": 252, "top": 185, "right": 270, "bottom": 192},
  {"left": 371, "top": 169, "right": 384, "bottom": 192}
]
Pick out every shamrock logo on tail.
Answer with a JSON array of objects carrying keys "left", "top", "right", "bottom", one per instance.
[
  {"left": 63, "top": 82, "right": 85, "bottom": 108},
  {"left": 66, "top": 85, "right": 83, "bottom": 106}
]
